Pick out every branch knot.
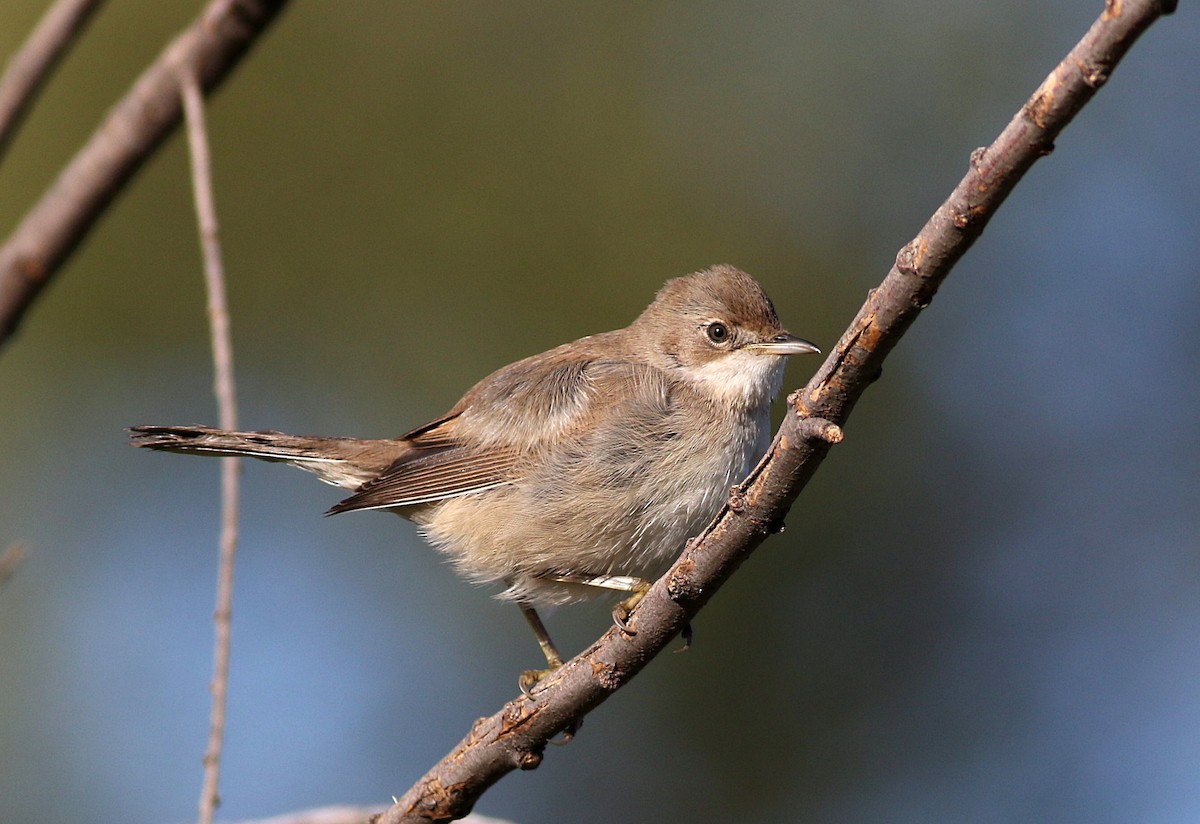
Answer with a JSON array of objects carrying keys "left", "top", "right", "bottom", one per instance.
[{"left": 796, "top": 417, "right": 844, "bottom": 445}]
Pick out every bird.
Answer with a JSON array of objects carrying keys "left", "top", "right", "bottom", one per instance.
[{"left": 131, "top": 264, "right": 819, "bottom": 689}]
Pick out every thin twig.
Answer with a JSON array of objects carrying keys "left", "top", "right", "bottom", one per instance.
[
  {"left": 0, "top": 0, "right": 105, "bottom": 162},
  {"left": 0, "top": 0, "right": 289, "bottom": 351},
  {"left": 376, "top": 1, "right": 1179, "bottom": 821},
  {"left": 180, "top": 68, "right": 240, "bottom": 824},
  {"left": 0, "top": 542, "right": 28, "bottom": 588}
]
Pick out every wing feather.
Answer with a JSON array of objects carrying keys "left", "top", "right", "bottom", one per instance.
[
  {"left": 328, "top": 344, "right": 658, "bottom": 516},
  {"left": 327, "top": 444, "right": 518, "bottom": 513}
]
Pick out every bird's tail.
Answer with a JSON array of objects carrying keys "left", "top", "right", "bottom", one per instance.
[{"left": 129, "top": 425, "right": 404, "bottom": 489}]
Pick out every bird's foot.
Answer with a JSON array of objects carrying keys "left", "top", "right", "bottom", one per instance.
[
  {"left": 611, "top": 581, "right": 652, "bottom": 635},
  {"left": 519, "top": 665, "right": 561, "bottom": 696}
]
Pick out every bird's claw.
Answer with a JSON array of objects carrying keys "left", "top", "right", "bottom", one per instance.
[
  {"left": 519, "top": 665, "right": 559, "bottom": 696},
  {"left": 611, "top": 584, "right": 650, "bottom": 636},
  {"left": 676, "top": 621, "right": 694, "bottom": 652}
]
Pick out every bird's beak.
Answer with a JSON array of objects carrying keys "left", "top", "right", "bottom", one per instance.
[{"left": 746, "top": 332, "right": 821, "bottom": 356}]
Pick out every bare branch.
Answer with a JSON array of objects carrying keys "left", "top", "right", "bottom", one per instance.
[
  {"left": 218, "top": 807, "right": 514, "bottom": 824},
  {"left": 0, "top": 0, "right": 289, "bottom": 351},
  {"left": 223, "top": 808, "right": 383, "bottom": 824},
  {"left": 178, "top": 70, "right": 239, "bottom": 433},
  {"left": 179, "top": 66, "right": 241, "bottom": 824},
  {"left": 376, "top": 1, "right": 1179, "bottom": 821},
  {"left": 0, "top": 0, "right": 105, "bottom": 161}
]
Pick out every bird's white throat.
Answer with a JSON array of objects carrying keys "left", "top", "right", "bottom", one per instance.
[{"left": 685, "top": 350, "right": 786, "bottom": 410}]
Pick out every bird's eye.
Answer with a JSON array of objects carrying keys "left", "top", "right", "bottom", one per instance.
[{"left": 706, "top": 322, "right": 730, "bottom": 344}]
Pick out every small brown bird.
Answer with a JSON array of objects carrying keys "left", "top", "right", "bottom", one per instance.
[{"left": 132, "top": 265, "right": 819, "bottom": 688}]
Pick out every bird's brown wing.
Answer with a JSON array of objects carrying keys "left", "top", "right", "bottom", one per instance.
[
  {"left": 328, "top": 345, "right": 628, "bottom": 514},
  {"left": 326, "top": 437, "right": 517, "bottom": 513}
]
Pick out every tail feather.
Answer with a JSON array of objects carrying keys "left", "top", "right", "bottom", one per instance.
[{"left": 129, "top": 425, "right": 404, "bottom": 489}]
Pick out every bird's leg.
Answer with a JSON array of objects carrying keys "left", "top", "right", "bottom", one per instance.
[
  {"left": 518, "top": 603, "right": 564, "bottom": 695},
  {"left": 545, "top": 573, "right": 652, "bottom": 636}
]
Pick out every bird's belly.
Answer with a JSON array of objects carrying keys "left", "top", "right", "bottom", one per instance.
[{"left": 413, "top": 408, "right": 770, "bottom": 606}]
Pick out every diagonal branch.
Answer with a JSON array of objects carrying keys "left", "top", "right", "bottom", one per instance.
[
  {"left": 376, "top": 1, "right": 1178, "bottom": 821},
  {"left": 0, "top": 0, "right": 289, "bottom": 350},
  {"left": 0, "top": 0, "right": 106, "bottom": 162}
]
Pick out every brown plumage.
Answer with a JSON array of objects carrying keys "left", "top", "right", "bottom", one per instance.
[{"left": 131, "top": 265, "right": 819, "bottom": 682}]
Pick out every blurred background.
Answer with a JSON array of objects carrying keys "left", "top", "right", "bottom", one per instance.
[{"left": 1, "top": 2, "right": 1197, "bottom": 822}]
